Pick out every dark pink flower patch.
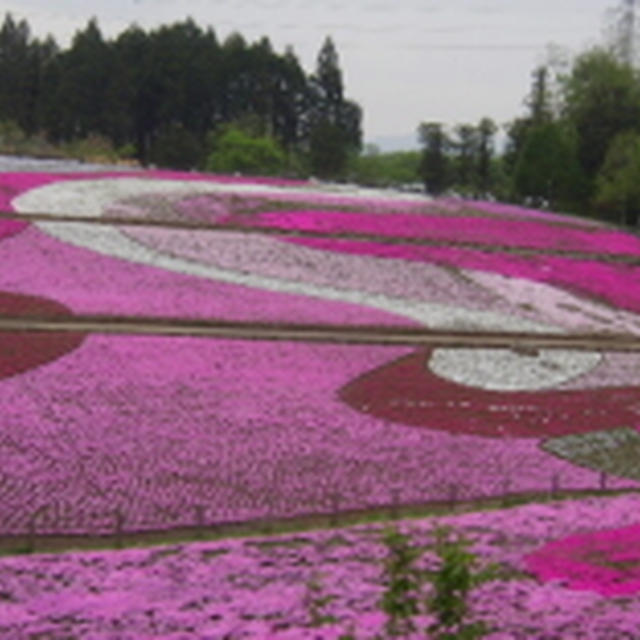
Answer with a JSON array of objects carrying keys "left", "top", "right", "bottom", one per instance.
[
  {"left": 525, "top": 524, "right": 640, "bottom": 596},
  {"left": 248, "top": 209, "right": 640, "bottom": 256},
  {"left": 0, "top": 219, "right": 28, "bottom": 240},
  {"left": 340, "top": 349, "right": 640, "bottom": 438},
  {"left": 0, "top": 291, "right": 85, "bottom": 380}
]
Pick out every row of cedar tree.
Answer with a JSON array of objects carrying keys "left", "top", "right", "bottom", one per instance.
[
  {"left": 0, "top": 14, "right": 361, "bottom": 179},
  {"left": 2, "top": 11, "right": 640, "bottom": 225}
]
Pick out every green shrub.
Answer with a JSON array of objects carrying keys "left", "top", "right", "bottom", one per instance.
[{"left": 206, "top": 127, "right": 286, "bottom": 176}]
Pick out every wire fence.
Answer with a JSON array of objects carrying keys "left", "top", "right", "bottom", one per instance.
[{"left": 5, "top": 468, "right": 636, "bottom": 553}]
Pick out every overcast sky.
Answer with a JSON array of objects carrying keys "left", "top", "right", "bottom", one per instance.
[{"left": 3, "top": 0, "right": 618, "bottom": 148}]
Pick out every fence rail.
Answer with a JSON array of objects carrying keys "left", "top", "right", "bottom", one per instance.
[{"left": 3, "top": 474, "right": 638, "bottom": 553}]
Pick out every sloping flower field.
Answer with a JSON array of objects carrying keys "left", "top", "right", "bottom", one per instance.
[
  {"left": 2, "top": 166, "right": 640, "bottom": 637},
  {"left": 3, "top": 495, "right": 640, "bottom": 638}
]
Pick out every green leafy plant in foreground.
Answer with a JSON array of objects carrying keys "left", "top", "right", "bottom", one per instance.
[
  {"left": 426, "top": 525, "right": 496, "bottom": 639},
  {"left": 379, "top": 524, "right": 497, "bottom": 638},
  {"left": 379, "top": 527, "right": 423, "bottom": 636}
]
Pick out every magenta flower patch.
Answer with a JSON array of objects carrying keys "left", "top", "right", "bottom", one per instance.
[
  {"left": 0, "top": 291, "right": 86, "bottom": 379},
  {"left": 0, "top": 218, "right": 27, "bottom": 240},
  {"left": 247, "top": 208, "right": 640, "bottom": 256},
  {"left": 525, "top": 523, "right": 640, "bottom": 596}
]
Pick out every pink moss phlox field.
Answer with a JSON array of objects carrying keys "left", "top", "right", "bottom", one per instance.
[
  {"left": 5, "top": 171, "right": 640, "bottom": 637},
  {"left": 525, "top": 523, "right": 640, "bottom": 596},
  {"left": 1, "top": 171, "right": 640, "bottom": 537},
  {"left": 247, "top": 208, "right": 640, "bottom": 256},
  {"left": 3, "top": 495, "right": 640, "bottom": 638},
  {"left": 0, "top": 334, "right": 636, "bottom": 537}
]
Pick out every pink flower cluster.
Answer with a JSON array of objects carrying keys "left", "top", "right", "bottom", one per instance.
[
  {"left": 2, "top": 494, "right": 640, "bottom": 638},
  {"left": 244, "top": 208, "right": 640, "bottom": 256},
  {"left": 0, "top": 218, "right": 27, "bottom": 240},
  {"left": 525, "top": 522, "right": 640, "bottom": 596}
]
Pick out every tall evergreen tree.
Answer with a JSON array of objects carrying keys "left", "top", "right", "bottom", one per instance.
[
  {"left": 476, "top": 117, "right": 497, "bottom": 197},
  {"left": 452, "top": 124, "right": 478, "bottom": 193},
  {"left": 306, "top": 37, "right": 362, "bottom": 178},
  {"left": 504, "top": 65, "right": 554, "bottom": 184},
  {"left": 0, "top": 15, "right": 363, "bottom": 174},
  {"left": 50, "top": 18, "right": 113, "bottom": 140},
  {"left": 526, "top": 66, "right": 554, "bottom": 125},
  {"left": 418, "top": 122, "right": 451, "bottom": 195},
  {"left": 0, "top": 13, "right": 53, "bottom": 134}
]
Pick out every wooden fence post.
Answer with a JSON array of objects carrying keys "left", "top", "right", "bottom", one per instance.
[
  {"left": 26, "top": 514, "right": 37, "bottom": 553},
  {"left": 599, "top": 471, "right": 608, "bottom": 491},
  {"left": 194, "top": 504, "right": 206, "bottom": 539},
  {"left": 448, "top": 483, "right": 458, "bottom": 510},
  {"left": 329, "top": 492, "right": 341, "bottom": 527},
  {"left": 113, "top": 509, "right": 125, "bottom": 549},
  {"left": 501, "top": 476, "right": 512, "bottom": 507},
  {"left": 551, "top": 473, "right": 560, "bottom": 499},
  {"left": 389, "top": 488, "right": 401, "bottom": 519}
]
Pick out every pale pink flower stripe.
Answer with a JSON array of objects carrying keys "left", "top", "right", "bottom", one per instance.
[
  {"left": 0, "top": 334, "right": 635, "bottom": 538},
  {"left": 121, "top": 225, "right": 532, "bottom": 316},
  {"left": 246, "top": 208, "right": 640, "bottom": 256},
  {"left": 3, "top": 495, "right": 640, "bottom": 637},
  {"left": 0, "top": 225, "right": 400, "bottom": 325},
  {"left": 291, "top": 237, "right": 640, "bottom": 315}
]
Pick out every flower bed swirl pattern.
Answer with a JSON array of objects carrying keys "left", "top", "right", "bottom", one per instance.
[{"left": 1, "top": 171, "right": 640, "bottom": 539}]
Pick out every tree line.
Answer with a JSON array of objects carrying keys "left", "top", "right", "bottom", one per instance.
[
  {"left": 416, "top": 1, "right": 640, "bottom": 226},
  {"left": 0, "top": 13, "right": 362, "bottom": 178}
]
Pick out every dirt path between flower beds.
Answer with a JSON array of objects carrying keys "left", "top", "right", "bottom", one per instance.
[
  {"left": 2, "top": 209, "right": 640, "bottom": 265},
  {"left": 2, "top": 315, "right": 640, "bottom": 350}
]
